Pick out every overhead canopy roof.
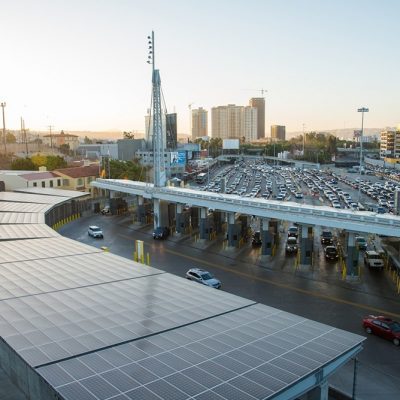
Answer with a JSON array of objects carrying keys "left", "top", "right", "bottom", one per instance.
[
  {"left": 0, "top": 212, "right": 45, "bottom": 224},
  {"left": 0, "top": 190, "right": 365, "bottom": 400},
  {"left": 0, "top": 192, "right": 70, "bottom": 205},
  {"left": 0, "top": 237, "right": 101, "bottom": 264},
  {"left": 14, "top": 187, "right": 90, "bottom": 198},
  {"left": 0, "top": 201, "right": 51, "bottom": 213},
  {"left": 0, "top": 223, "right": 58, "bottom": 241}
]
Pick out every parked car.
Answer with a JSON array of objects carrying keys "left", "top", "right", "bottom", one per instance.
[
  {"left": 320, "top": 230, "right": 333, "bottom": 245},
  {"left": 285, "top": 237, "right": 298, "bottom": 255},
  {"left": 364, "top": 251, "right": 384, "bottom": 269},
  {"left": 287, "top": 226, "right": 299, "bottom": 238},
  {"left": 185, "top": 268, "right": 221, "bottom": 289},
  {"left": 295, "top": 192, "right": 303, "bottom": 199},
  {"left": 252, "top": 231, "right": 262, "bottom": 247},
  {"left": 88, "top": 225, "right": 103, "bottom": 238},
  {"left": 355, "top": 236, "right": 367, "bottom": 251},
  {"left": 363, "top": 315, "right": 400, "bottom": 346},
  {"left": 101, "top": 205, "right": 111, "bottom": 215},
  {"left": 324, "top": 246, "right": 339, "bottom": 261},
  {"left": 153, "top": 226, "right": 170, "bottom": 239}
]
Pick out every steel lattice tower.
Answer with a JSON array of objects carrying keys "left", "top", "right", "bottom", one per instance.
[{"left": 147, "top": 31, "right": 166, "bottom": 187}]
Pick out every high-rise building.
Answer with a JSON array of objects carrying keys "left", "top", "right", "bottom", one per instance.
[
  {"left": 380, "top": 129, "right": 400, "bottom": 159},
  {"left": 243, "top": 106, "right": 258, "bottom": 142},
  {"left": 191, "top": 108, "right": 208, "bottom": 140},
  {"left": 249, "top": 97, "right": 265, "bottom": 139},
  {"left": 271, "top": 125, "right": 286, "bottom": 142},
  {"left": 166, "top": 113, "right": 177, "bottom": 149},
  {"left": 211, "top": 104, "right": 257, "bottom": 141}
]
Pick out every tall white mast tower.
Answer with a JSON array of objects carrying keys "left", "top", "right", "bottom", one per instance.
[{"left": 147, "top": 31, "right": 166, "bottom": 187}]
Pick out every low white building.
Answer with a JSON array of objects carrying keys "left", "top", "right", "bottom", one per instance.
[{"left": 0, "top": 169, "right": 62, "bottom": 191}]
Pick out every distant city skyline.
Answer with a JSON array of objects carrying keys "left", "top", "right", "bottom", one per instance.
[{"left": 2, "top": 0, "right": 399, "bottom": 135}]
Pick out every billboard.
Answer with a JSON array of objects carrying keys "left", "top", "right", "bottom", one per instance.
[
  {"left": 170, "top": 151, "right": 186, "bottom": 165},
  {"left": 223, "top": 139, "right": 240, "bottom": 150}
]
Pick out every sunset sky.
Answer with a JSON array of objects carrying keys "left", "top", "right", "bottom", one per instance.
[{"left": 1, "top": 0, "right": 399, "bottom": 135}]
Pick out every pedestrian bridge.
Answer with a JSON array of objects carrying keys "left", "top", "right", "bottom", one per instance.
[{"left": 91, "top": 179, "right": 400, "bottom": 237}]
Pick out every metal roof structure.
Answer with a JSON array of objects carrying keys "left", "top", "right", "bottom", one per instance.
[
  {"left": 14, "top": 187, "right": 90, "bottom": 198},
  {"left": 0, "top": 212, "right": 45, "bottom": 224},
  {"left": 0, "top": 192, "right": 70, "bottom": 204},
  {"left": 0, "top": 201, "right": 52, "bottom": 214},
  {"left": 0, "top": 190, "right": 365, "bottom": 400},
  {"left": 0, "top": 224, "right": 58, "bottom": 241}
]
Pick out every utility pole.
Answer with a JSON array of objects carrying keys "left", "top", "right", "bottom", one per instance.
[
  {"left": 47, "top": 125, "right": 54, "bottom": 152},
  {"left": 1, "top": 102, "right": 6, "bottom": 154},
  {"left": 302, "top": 123, "right": 306, "bottom": 158},
  {"left": 357, "top": 107, "right": 369, "bottom": 202},
  {"left": 21, "top": 118, "right": 29, "bottom": 155}
]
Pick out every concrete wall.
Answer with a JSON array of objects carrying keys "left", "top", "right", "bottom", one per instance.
[{"left": 0, "top": 338, "right": 61, "bottom": 400}]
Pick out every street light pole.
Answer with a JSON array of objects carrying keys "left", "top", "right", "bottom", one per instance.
[
  {"left": 1, "top": 102, "right": 6, "bottom": 154},
  {"left": 357, "top": 107, "right": 369, "bottom": 203}
]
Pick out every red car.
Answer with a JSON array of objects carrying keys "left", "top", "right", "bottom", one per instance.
[{"left": 363, "top": 315, "right": 400, "bottom": 346}]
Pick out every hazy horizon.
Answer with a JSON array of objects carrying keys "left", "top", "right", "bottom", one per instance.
[{"left": 2, "top": 0, "right": 399, "bottom": 134}]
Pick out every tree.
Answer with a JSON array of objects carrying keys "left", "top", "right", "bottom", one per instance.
[
  {"left": 6, "top": 132, "right": 16, "bottom": 143},
  {"left": 123, "top": 131, "right": 135, "bottom": 139},
  {"left": 11, "top": 157, "right": 36, "bottom": 170},
  {"left": 31, "top": 154, "right": 47, "bottom": 168},
  {"left": 84, "top": 136, "right": 92, "bottom": 144},
  {"left": 59, "top": 143, "right": 71, "bottom": 155},
  {"left": 46, "top": 155, "right": 67, "bottom": 170},
  {"left": 108, "top": 159, "right": 148, "bottom": 181}
]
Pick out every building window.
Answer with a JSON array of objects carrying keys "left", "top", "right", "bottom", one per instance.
[
  {"left": 50, "top": 181, "right": 53, "bottom": 187},
  {"left": 57, "top": 179, "right": 61, "bottom": 186},
  {"left": 33, "top": 182, "right": 37, "bottom": 187},
  {"left": 77, "top": 178, "right": 83, "bottom": 186},
  {"left": 42, "top": 181, "right": 45, "bottom": 188},
  {"left": 63, "top": 179, "right": 69, "bottom": 186}
]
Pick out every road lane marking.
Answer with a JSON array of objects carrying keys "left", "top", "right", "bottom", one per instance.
[{"left": 118, "top": 233, "right": 400, "bottom": 319}]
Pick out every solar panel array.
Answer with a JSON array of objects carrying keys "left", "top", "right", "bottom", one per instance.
[
  {"left": 0, "top": 190, "right": 365, "bottom": 400},
  {"left": 0, "top": 223, "right": 58, "bottom": 240},
  {"left": 35, "top": 304, "right": 363, "bottom": 400}
]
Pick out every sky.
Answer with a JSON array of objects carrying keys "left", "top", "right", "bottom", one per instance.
[{"left": 1, "top": 0, "right": 399, "bottom": 136}]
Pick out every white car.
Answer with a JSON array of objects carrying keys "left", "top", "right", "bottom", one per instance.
[{"left": 88, "top": 226, "right": 103, "bottom": 238}]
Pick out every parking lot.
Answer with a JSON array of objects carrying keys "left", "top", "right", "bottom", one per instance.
[{"left": 193, "top": 159, "right": 400, "bottom": 214}]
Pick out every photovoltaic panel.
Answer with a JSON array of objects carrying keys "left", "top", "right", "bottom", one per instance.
[{"left": 35, "top": 304, "right": 364, "bottom": 400}]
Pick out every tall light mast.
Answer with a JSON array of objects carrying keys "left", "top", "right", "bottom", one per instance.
[{"left": 147, "top": 31, "right": 166, "bottom": 187}]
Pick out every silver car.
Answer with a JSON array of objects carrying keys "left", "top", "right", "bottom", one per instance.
[
  {"left": 88, "top": 225, "right": 103, "bottom": 238},
  {"left": 185, "top": 268, "right": 221, "bottom": 289}
]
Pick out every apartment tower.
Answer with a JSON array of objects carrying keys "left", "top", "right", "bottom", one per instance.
[
  {"left": 249, "top": 97, "right": 265, "bottom": 139},
  {"left": 191, "top": 108, "right": 208, "bottom": 140},
  {"left": 271, "top": 125, "right": 286, "bottom": 142}
]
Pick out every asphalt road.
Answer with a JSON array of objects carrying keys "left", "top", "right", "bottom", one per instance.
[{"left": 59, "top": 213, "right": 400, "bottom": 399}]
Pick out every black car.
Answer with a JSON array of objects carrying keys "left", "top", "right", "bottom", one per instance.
[
  {"left": 287, "top": 226, "right": 299, "bottom": 238},
  {"left": 152, "top": 226, "right": 170, "bottom": 240},
  {"left": 324, "top": 245, "right": 338, "bottom": 261},
  {"left": 321, "top": 230, "right": 333, "bottom": 245},
  {"left": 252, "top": 231, "right": 262, "bottom": 247}
]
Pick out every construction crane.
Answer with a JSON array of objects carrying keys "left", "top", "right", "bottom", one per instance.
[{"left": 242, "top": 88, "right": 268, "bottom": 97}]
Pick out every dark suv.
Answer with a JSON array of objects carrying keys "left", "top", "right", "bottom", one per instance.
[
  {"left": 152, "top": 226, "right": 170, "bottom": 240},
  {"left": 252, "top": 231, "right": 262, "bottom": 247},
  {"left": 324, "top": 245, "right": 338, "bottom": 261},
  {"left": 321, "top": 230, "right": 333, "bottom": 245}
]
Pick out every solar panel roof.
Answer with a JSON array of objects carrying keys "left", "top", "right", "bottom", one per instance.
[
  {"left": 0, "top": 212, "right": 45, "bottom": 224},
  {"left": 0, "top": 223, "right": 58, "bottom": 241},
  {"left": 0, "top": 191, "right": 365, "bottom": 400},
  {"left": 35, "top": 304, "right": 364, "bottom": 400},
  {"left": 0, "top": 202, "right": 51, "bottom": 213},
  {"left": 0, "top": 252, "right": 162, "bottom": 300},
  {"left": 0, "top": 192, "right": 70, "bottom": 205},
  {"left": 14, "top": 187, "right": 90, "bottom": 198},
  {"left": 0, "top": 237, "right": 101, "bottom": 264}
]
